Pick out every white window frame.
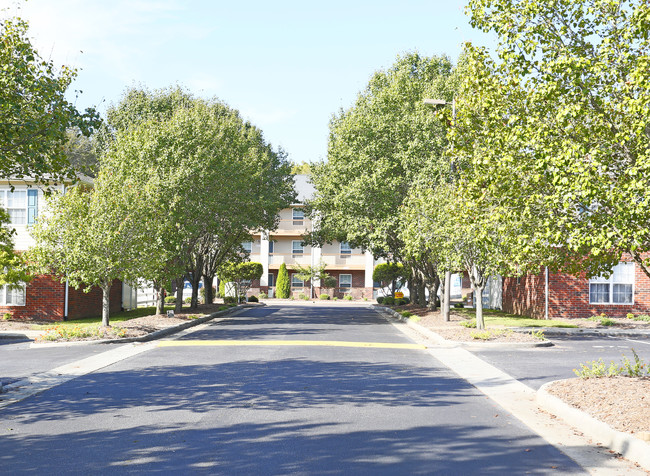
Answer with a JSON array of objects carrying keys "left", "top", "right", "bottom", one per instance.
[
  {"left": 0, "top": 189, "right": 38, "bottom": 226},
  {"left": 291, "top": 273, "right": 304, "bottom": 288},
  {"left": 339, "top": 274, "right": 352, "bottom": 289},
  {"left": 340, "top": 242, "right": 352, "bottom": 255},
  {"left": 292, "top": 240, "right": 304, "bottom": 255},
  {"left": 589, "top": 262, "right": 635, "bottom": 305},
  {"left": 242, "top": 241, "right": 252, "bottom": 253},
  {"left": 292, "top": 208, "right": 305, "bottom": 221},
  {"left": 1, "top": 283, "right": 26, "bottom": 306}
]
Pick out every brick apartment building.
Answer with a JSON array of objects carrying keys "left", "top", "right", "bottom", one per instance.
[
  {"left": 247, "top": 175, "right": 381, "bottom": 299},
  {"left": 0, "top": 177, "right": 123, "bottom": 321},
  {"left": 502, "top": 257, "right": 650, "bottom": 319}
]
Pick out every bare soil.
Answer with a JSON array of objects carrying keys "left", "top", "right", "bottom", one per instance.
[{"left": 547, "top": 377, "right": 650, "bottom": 437}]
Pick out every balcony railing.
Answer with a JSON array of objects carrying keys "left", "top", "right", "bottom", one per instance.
[
  {"left": 269, "top": 253, "right": 313, "bottom": 267},
  {"left": 319, "top": 253, "right": 366, "bottom": 268}
]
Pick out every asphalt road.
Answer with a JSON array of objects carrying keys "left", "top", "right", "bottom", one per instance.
[
  {"left": 1, "top": 305, "right": 587, "bottom": 474},
  {"left": 470, "top": 334, "right": 650, "bottom": 390}
]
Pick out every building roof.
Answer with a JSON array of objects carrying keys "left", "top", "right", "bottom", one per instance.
[{"left": 293, "top": 174, "right": 315, "bottom": 204}]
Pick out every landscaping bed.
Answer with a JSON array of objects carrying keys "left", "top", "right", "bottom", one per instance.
[
  {"left": 381, "top": 304, "right": 650, "bottom": 343},
  {"left": 0, "top": 303, "right": 233, "bottom": 342},
  {"left": 547, "top": 377, "right": 650, "bottom": 437}
]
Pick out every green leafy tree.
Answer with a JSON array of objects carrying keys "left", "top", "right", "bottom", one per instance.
[
  {"left": 0, "top": 18, "right": 99, "bottom": 183},
  {"left": 292, "top": 260, "right": 335, "bottom": 299},
  {"left": 276, "top": 262, "right": 290, "bottom": 298},
  {"left": 30, "top": 185, "right": 139, "bottom": 326},
  {"left": 460, "top": 0, "right": 650, "bottom": 279},
  {"left": 308, "top": 53, "right": 456, "bottom": 298},
  {"left": 0, "top": 208, "right": 31, "bottom": 288},
  {"left": 291, "top": 161, "right": 312, "bottom": 175},
  {"left": 372, "top": 263, "right": 405, "bottom": 297},
  {"left": 218, "top": 262, "right": 263, "bottom": 303}
]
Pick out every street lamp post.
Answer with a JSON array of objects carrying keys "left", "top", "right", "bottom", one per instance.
[{"left": 424, "top": 98, "right": 455, "bottom": 322}]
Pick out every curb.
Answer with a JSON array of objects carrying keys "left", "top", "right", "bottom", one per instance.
[
  {"left": 537, "top": 380, "right": 650, "bottom": 471},
  {"left": 374, "top": 305, "right": 553, "bottom": 349},
  {"left": 517, "top": 327, "right": 650, "bottom": 338},
  {"left": 26, "top": 304, "right": 255, "bottom": 348}
]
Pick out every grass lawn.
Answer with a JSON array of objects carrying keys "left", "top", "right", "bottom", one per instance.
[
  {"left": 31, "top": 305, "right": 179, "bottom": 329},
  {"left": 452, "top": 307, "right": 578, "bottom": 328}
]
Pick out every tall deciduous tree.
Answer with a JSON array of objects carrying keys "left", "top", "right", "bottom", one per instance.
[
  {"left": 308, "top": 53, "right": 456, "bottom": 297},
  {"left": 460, "top": 0, "right": 650, "bottom": 279},
  {"left": 0, "top": 18, "right": 99, "bottom": 183},
  {"left": 0, "top": 208, "right": 30, "bottom": 288}
]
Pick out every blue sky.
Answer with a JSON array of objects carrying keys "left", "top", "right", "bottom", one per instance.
[{"left": 1, "top": 0, "right": 494, "bottom": 164}]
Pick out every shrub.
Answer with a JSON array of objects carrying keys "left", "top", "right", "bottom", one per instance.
[
  {"left": 343, "top": 294, "right": 353, "bottom": 301},
  {"left": 3, "top": 312, "right": 11, "bottom": 320},
  {"left": 184, "top": 297, "right": 191, "bottom": 304},
  {"left": 164, "top": 296, "right": 176, "bottom": 304},
  {"left": 634, "top": 314, "right": 650, "bottom": 322},
  {"left": 401, "top": 297, "right": 410, "bottom": 305},
  {"left": 530, "top": 329, "right": 546, "bottom": 341},
  {"left": 376, "top": 296, "right": 385, "bottom": 304},
  {"left": 320, "top": 294, "right": 330, "bottom": 300},
  {"left": 400, "top": 311, "right": 413, "bottom": 318},
  {"left": 333, "top": 297, "right": 338, "bottom": 301},
  {"left": 395, "top": 298, "right": 407, "bottom": 306},
  {"left": 573, "top": 349, "right": 650, "bottom": 378},
  {"left": 383, "top": 296, "right": 395, "bottom": 305},
  {"left": 248, "top": 295, "right": 259, "bottom": 303},
  {"left": 454, "top": 302, "right": 464, "bottom": 308},
  {"left": 224, "top": 296, "right": 237, "bottom": 304},
  {"left": 470, "top": 330, "right": 492, "bottom": 340},
  {"left": 276, "top": 263, "right": 290, "bottom": 298},
  {"left": 298, "top": 292, "right": 307, "bottom": 300},
  {"left": 627, "top": 313, "right": 635, "bottom": 320},
  {"left": 259, "top": 292, "right": 268, "bottom": 299},
  {"left": 460, "top": 319, "right": 476, "bottom": 328}
]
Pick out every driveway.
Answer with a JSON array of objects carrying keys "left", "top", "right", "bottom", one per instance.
[{"left": 0, "top": 305, "right": 599, "bottom": 474}]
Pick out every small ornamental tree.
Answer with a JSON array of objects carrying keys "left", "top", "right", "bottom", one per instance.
[
  {"left": 276, "top": 262, "right": 290, "bottom": 298},
  {"left": 218, "top": 262, "right": 263, "bottom": 303},
  {"left": 292, "top": 261, "right": 334, "bottom": 299},
  {"left": 372, "top": 263, "right": 405, "bottom": 297},
  {"left": 0, "top": 208, "right": 31, "bottom": 289}
]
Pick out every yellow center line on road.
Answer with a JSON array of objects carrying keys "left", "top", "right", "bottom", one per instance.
[{"left": 157, "top": 340, "right": 426, "bottom": 350}]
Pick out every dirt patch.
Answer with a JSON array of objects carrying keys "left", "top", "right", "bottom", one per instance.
[{"left": 547, "top": 377, "right": 650, "bottom": 436}]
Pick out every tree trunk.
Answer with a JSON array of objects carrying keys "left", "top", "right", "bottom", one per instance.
[
  {"left": 474, "top": 283, "right": 485, "bottom": 329},
  {"left": 427, "top": 280, "right": 439, "bottom": 311},
  {"left": 203, "top": 275, "right": 214, "bottom": 304},
  {"left": 443, "top": 270, "right": 452, "bottom": 322},
  {"left": 155, "top": 282, "right": 165, "bottom": 315},
  {"left": 101, "top": 281, "right": 111, "bottom": 327},
  {"left": 190, "top": 273, "right": 201, "bottom": 309},
  {"left": 417, "top": 280, "right": 426, "bottom": 307},
  {"left": 175, "top": 277, "right": 184, "bottom": 313}
]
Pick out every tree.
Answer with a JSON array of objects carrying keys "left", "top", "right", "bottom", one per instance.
[
  {"left": 460, "top": 0, "right": 650, "bottom": 279},
  {"left": 30, "top": 185, "right": 139, "bottom": 326},
  {"left": 372, "top": 263, "right": 405, "bottom": 297},
  {"left": 276, "top": 263, "right": 290, "bottom": 298},
  {"left": 0, "top": 18, "right": 100, "bottom": 183},
  {"left": 308, "top": 53, "right": 456, "bottom": 297},
  {"left": 218, "top": 262, "right": 263, "bottom": 302},
  {"left": 0, "top": 208, "right": 31, "bottom": 288},
  {"left": 292, "top": 261, "right": 335, "bottom": 299},
  {"left": 291, "top": 161, "right": 312, "bottom": 175},
  {"left": 99, "top": 86, "right": 294, "bottom": 312},
  {"left": 64, "top": 128, "right": 99, "bottom": 177}
]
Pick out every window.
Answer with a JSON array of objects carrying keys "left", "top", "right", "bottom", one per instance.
[
  {"left": 242, "top": 241, "right": 252, "bottom": 253},
  {"left": 268, "top": 240, "right": 274, "bottom": 254},
  {"left": 268, "top": 273, "right": 275, "bottom": 287},
  {"left": 339, "top": 274, "right": 352, "bottom": 289},
  {"left": 292, "top": 240, "right": 304, "bottom": 255},
  {"left": 340, "top": 242, "right": 352, "bottom": 255},
  {"left": 293, "top": 208, "right": 304, "bottom": 225},
  {"left": 0, "top": 189, "right": 38, "bottom": 225},
  {"left": 1, "top": 283, "right": 26, "bottom": 306},
  {"left": 291, "top": 274, "right": 304, "bottom": 288},
  {"left": 589, "top": 262, "right": 634, "bottom": 304}
]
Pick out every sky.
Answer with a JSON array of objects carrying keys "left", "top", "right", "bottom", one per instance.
[{"left": 1, "top": 0, "right": 495, "bottom": 164}]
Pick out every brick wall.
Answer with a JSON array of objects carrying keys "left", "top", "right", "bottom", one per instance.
[
  {"left": 67, "top": 279, "right": 122, "bottom": 320},
  {"left": 1, "top": 276, "right": 122, "bottom": 322},
  {"left": 503, "top": 258, "right": 650, "bottom": 319},
  {"left": 0, "top": 274, "right": 65, "bottom": 321}
]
